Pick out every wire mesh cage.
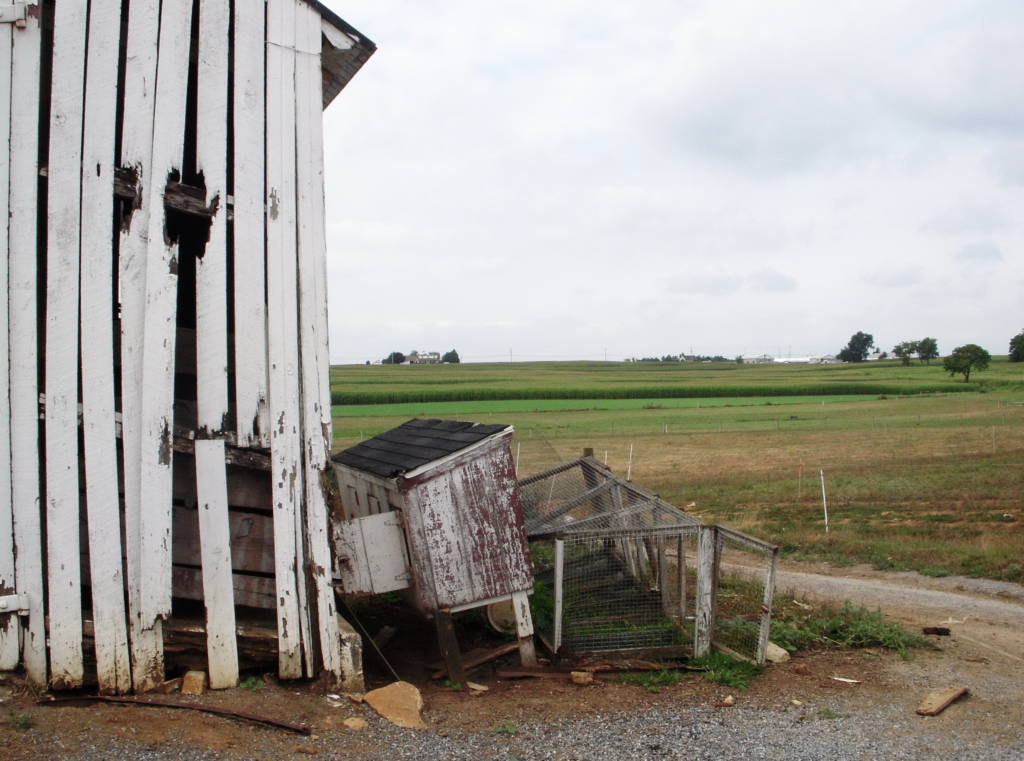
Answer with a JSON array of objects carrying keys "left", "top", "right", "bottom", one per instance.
[
  {"left": 520, "top": 457, "right": 778, "bottom": 663},
  {"left": 711, "top": 527, "right": 778, "bottom": 662}
]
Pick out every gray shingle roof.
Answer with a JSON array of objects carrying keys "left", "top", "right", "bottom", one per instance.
[{"left": 331, "top": 418, "right": 509, "bottom": 479}]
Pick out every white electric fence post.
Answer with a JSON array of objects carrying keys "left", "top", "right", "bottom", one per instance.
[{"left": 820, "top": 469, "right": 829, "bottom": 534}]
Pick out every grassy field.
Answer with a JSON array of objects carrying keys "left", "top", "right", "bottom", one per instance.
[
  {"left": 330, "top": 359, "right": 1024, "bottom": 583},
  {"left": 329, "top": 358, "right": 1024, "bottom": 404}
]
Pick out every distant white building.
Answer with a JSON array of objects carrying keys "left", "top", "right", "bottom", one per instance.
[
  {"left": 740, "top": 354, "right": 774, "bottom": 364},
  {"left": 408, "top": 351, "right": 441, "bottom": 364}
]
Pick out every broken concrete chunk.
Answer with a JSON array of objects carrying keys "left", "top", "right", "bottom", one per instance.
[
  {"left": 570, "top": 671, "right": 594, "bottom": 685},
  {"left": 343, "top": 717, "right": 368, "bottom": 731},
  {"left": 364, "top": 681, "right": 427, "bottom": 729},
  {"left": 765, "top": 642, "right": 791, "bottom": 664},
  {"left": 181, "top": 670, "right": 208, "bottom": 696},
  {"left": 466, "top": 681, "right": 489, "bottom": 692},
  {"left": 718, "top": 695, "right": 736, "bottom": 707}
]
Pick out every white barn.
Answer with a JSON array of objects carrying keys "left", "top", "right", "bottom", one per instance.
[{"left": 0, "top": 0, "right": 373, "bottom": 693}]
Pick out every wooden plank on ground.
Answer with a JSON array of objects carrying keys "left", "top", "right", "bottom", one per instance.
[
  {"left": 266, "top": 0, "right": 305, "bottom": 679},
  {"left": 138, "top": 0, "right": 193, "bottom": 628},
  {"left": 916, "top": 686, "right": 969, "bottom": 716},
  {"left": 80, "top": 0, "right": 131, "bottom": 694},
  {"left": 44, "top": 0, "right": 88, "bottom": 689},
  {"left": 8, "top": 6, "right": 45, "bottom": 686},
  {"left": 195, "top": 440, "right": 239, "bottom": 688},
  {"left": 0, "top": 22, "right": 18, "bottom": 672},
  {"left": 294, "top": 0, "right": 342, "bottom": 683},
  {"left": 117, "top": 0, "right": 164, "bottom": 693},
  {"left": 232, "top": 0, "right": 268, "bottom": 448}
]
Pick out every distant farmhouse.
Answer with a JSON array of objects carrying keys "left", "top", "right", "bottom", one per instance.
[{"left": 408, "top": 351, "right": 441, "bottom": 364}]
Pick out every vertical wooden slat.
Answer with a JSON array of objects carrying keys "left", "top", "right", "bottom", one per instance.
[
  {"left": 0, "top": 22, "right": 17, "bottom": 671},
  {"left": 45, "top": 0, "right": 88, "bottom": 689},
  {"left": 676, "top": 534, "right": 687, "bottom": 623},
  {"left": 511, "top": 590, "right": 537, "bottom": 666},
  {"left": 138, "top": 0, "right": 194, "bottom": 628},
  {"left": 8, "top": 4, "right": 45, "bottom": 685},
  {"left": 552, "top": 539, "right": 564, "bottom": 650},
  {"left": 232, "top": 0, "right": 268, "bottom": 448},
  {"left": 194, "top": 440, "right": 239, "bottom": 688},
  {"left": 266, "top": 0, "right": 305, "bottom": 679},
  {"left": 80, "top": 0, "right": 131, "bottom": 694},
  {"left": 118, "top": 0, "right": 165, "bottom": 692},
  {"left": 195, "top": 0, "right": 237, "bottom": 690},
  {"left": 694, "top": 525, "right": 716, "bottom": 658},
  {"left": 756, "top": 547, "right": 779, "bottom": 664},
  {"left": 294, "top": 0, "right": 342, "bottom": 682}
]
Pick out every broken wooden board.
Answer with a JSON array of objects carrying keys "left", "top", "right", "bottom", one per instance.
[
  {"left": 916, "top": 686, "right": 969, "bottom": 716},
  {"left": 429, "top": 641, "right": 520, "bottom": 680}
]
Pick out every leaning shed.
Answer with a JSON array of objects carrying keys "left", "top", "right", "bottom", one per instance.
[
  {"left": 331, "top": 419, "right": 538, "bottom": 681},
  {"left": 0, "top": 1, "right": 373, "bottom": 693}
]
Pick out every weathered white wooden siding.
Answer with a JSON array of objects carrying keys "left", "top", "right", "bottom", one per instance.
[
  {"left": 118, "top": 0, "right": 165, "bottom": 693},
  {"left": 45, "top": 0, "right": 88, "bottom": 689},
  {"left": 1, "top": 0, "right": 371, "bottom": 694},
  {"left": 81, "top": 0, "right": 132, "bottom": 695},
  {"left": 0, "top": 17, "right": 16, "bottom": 672}
]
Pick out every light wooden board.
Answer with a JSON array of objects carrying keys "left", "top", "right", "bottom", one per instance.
[
  {"left": 0, "top": 23, "right": 18, "bottom": 671},
  {"left": 295, "top": 0, "right": 342, "bottom": 682},
  {"left": 80, "top": 0, "right": 132, "bottom": 694},
  {"left": 117, "top": 0, "right": 164, "bottom": 691},
  {"left": 195, "top": 440, "right": 239, "bottom": 688},
  {"left": 138, "top": 0, "right": 193, "bottom": 627},
  {"left": 172, "top": 566, "right": 277, "bottom": 610},
  {"left": 333, "top": 512, "right": 410, "bottom": 596},
  {"left": 232, "top": 0, "right": 268, "bottom": 448},
  {"left": 196, "top": 0, "right": 229, "bottom": 434},
  {"left": 266, "top": 0, "right": 305, "bottom": 679},
  {"left": 45, "top": 0, "right": 88, "bottom": 689},
  {"left": 916, "top": 686, "right": 969, "bottom": 716},
  {"left": 172, "top": 504, "right": 275, "bottom": 575},
  {"left": 8, "top": 7, "right": 45, "bottom": 686},
  {"left": 695, "top": 526, "right": 716, "bottom": 658}
]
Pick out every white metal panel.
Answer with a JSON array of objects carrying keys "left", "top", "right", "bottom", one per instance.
[
  {"left": 266, "top": 0, "right": 305, "bottom": 679},
  {"left": 194, "top": 440, "right": 239, "bottom": 689},
  {"left": 232, "top": 0, "right": 268, "bottom": 448},
  {"left": 196, "top": 0, "right": 229, "bottom": 433},
  {"left": 117, "top": 0, "right": 164, "bottom": 693},
  {"left": 45, "top": 0, "right": 88, "bottom": 689},
  {"left": 8, "top": 4, "right": 45, "bottom": 686},
  {"left": 80, "top": 0, "right": 131, "bottom": 694},
  {"left": 0, "top": 22, "right": 17, "bottom": 671},
  {"left": 295, "top": 0, "right": 343, "bottom": 682},
  {"left": 332, "top": 518, "right": 373, "bottom": 595},
  {"left": 138, "top": 0, "right": 193, "bottom": 626}
]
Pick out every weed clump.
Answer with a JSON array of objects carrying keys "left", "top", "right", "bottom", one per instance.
[{"left": 771, "top": 602, "right": 934, "bottom": 657}]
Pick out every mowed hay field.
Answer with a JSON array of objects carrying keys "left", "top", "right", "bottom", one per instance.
[{"left": 331, "top": 359, "right": 1024, "bottom": 583}]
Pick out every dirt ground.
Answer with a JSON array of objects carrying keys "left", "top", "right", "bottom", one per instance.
[{"left": 2, "top": 561, "right": 1022, "bottom": 759}]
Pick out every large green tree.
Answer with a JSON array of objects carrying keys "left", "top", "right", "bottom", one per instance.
[
  {"left": 917, "top": 337, "right": 939, "bottom": 364},
  {"left": 892, "top": 341, "right": 919, "bottom": 366},
  {"left": 442, "top": 349, "right": 460, "bottom": 364},
  {"left": 1010, "top": 329, "right": 1024, "bottom": 362},
  {"left": 837, "top": 331, "right": 875, "bottom": 362},
  {"left": 382, "top": 351, "right": 406, "bottom": 365},
  {"left": 943, "top": 344, "right": 990, "bottom": 383}
]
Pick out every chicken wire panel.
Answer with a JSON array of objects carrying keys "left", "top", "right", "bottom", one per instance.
[
  {"left": 519, "top": 461, "right": 615, "bottom": 535},
  {"left": 712, "top": 529, "right": 775, "bottom": 662},
  {"left": 555, "top": 529, "right": 697, "bottom": 655}
]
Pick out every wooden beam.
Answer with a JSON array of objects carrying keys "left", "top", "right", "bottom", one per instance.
[
  {"left": 81, "top": 0, "right": 132, "bottom": 695},
  {"left": 45, "top": 0, "right": 88, "bottom": 689},
  {"left": 231, "top": 0, "right": 268, "bottom": 448},
  {"left": 0, "top": 22, "right": 18, "bottom": 673},
  {"left": 113, "top": 166, "right": 227, "bottom": 220},
  {"left": 117, "top": 0, "right": 164, "bottom": 693},
  {"left": 434, "top": 610, "right": 466, "bottom": 684}
]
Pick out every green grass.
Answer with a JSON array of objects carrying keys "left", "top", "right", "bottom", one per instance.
[
  {"left": 330, "top": 358, "right": 1024, "bottom": 405},
  {"left": 7, "top": 712, "right": 33, "bottom": 731},
  {"left": 770, "top": 601, "right": 935, "bottom": 657},
  {"left": 818, "top": 707, "right": 848, "bottom": 720},
  {"left": 494, "top": 723, "right": 518, "bottom": 736},
  {"left": 689, "top": 652, "right": 763, "bottom": 688},
  {"left": 620, "top": 669, "right": 685, "bottom": 693},
  {"left": 331, "top": 358, "right": 1024, "bottom": 582},
  {"left": 239, "top": 675, "right": 264, "bottom": 690}
]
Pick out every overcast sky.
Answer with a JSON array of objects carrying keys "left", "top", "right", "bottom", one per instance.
[{"left": 322, "top": 0, "right": 1022, "bottom": 363}]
